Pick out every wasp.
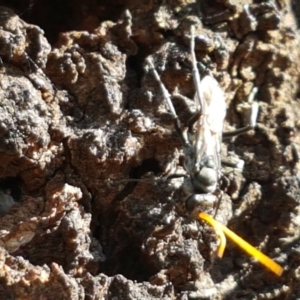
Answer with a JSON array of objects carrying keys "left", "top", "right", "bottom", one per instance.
[{"left": 145, "top": 26, "right": 283, "bottom": 276}]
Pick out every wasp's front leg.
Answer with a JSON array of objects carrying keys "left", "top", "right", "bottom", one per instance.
[{"left": 146, "top": 57, "right": 189, "bottom": 147}]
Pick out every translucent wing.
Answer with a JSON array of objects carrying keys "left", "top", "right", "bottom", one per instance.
[{"left": 194, "top": 75, "right": 226, "bottom": 174}]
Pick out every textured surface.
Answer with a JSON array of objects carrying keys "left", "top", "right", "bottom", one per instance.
[{"left": 0, "top": 1, "right": 299, "bottom": 299}]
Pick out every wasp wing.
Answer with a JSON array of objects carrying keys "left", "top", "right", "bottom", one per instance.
[{"left": 194, "top": 75, "right": 226, "bottom": 175}]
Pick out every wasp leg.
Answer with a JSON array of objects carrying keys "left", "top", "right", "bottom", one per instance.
[
  {"left": 171, "top": 93, "right": 199, "bottom": 132},
  {"left": 146, "top": 58, "right": 188, "bottom": 146},
  {"left": 213, "top": 190, "right": 223, "bottom": 218},
  {"left": 117, "top": 173, "right": 188, "bottom": 193},
  {"left": 118, "top": 177, "right": 158, "bottom": 184},
  {"left": 190, "top": 26, "right": 205, "bottom": 111},
  {"left": 119, "top": 172, "right": 188, "bottom": 184},
  {"left": 223, "top": 88, "right": 259, "bottom": 139},
  {"left": 164, "top": 173, "right": 189, "bottom": 180},
  {"left": 187, "top": 110, "right": 201, "bottom": 133},
  {"left": 221, "top": 157, "right": 245, "bottom": 170}
]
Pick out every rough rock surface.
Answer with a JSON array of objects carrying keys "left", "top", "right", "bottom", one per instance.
[{"left": 0, "top": 0, "right": 299, "bottom": 299}]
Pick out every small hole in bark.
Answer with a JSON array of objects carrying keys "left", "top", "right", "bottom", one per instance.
[
  {"left": 101, "top": 243, "right": 158, "bottom": 281},
  {"left": 126, "top": 55, "right": 145, "bottom": 89},
  {"left": 0, "top": 176, "right": 22, "bottom": 203}
]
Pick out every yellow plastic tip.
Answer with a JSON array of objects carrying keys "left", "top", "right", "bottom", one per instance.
[
  {"left": 202, "top": 215, "right": 226, "bottom": 258},
  {"left": 198, "top": 212, "right": 283, "bottom": 276}
]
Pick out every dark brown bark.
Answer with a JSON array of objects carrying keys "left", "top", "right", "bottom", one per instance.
[{"left": 0, "top": 1, "right": 299, "bottom": 299}]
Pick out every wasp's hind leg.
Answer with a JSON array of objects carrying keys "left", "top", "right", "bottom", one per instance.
[
  {"left": 223, "top": 87, "right": 259, "bottom": 139},
  {"left": 221, "top": 87, "right": 259, "bottom": 170}
]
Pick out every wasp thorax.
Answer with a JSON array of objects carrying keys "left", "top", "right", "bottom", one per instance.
[
  {"left": 193, "top": 166, "right": 218, "bottom": 194},
  {"left": 192, "top": 156, "right": 218, "bottom": 193}
]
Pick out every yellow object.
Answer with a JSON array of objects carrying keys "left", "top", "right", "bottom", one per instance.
[{"left": 198, "top": 212, "right": 283, "bottom": 276}]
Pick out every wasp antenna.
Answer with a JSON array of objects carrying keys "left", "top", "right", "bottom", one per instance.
[
  {"left": 197, "top": 211, "right": 226, "bottom": 257},
  {"left": 190, "top": 26, "right": 204, "bottom": 111},
  {"left": 198, "top": 212, "right": 283, "bottom": 276}
]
